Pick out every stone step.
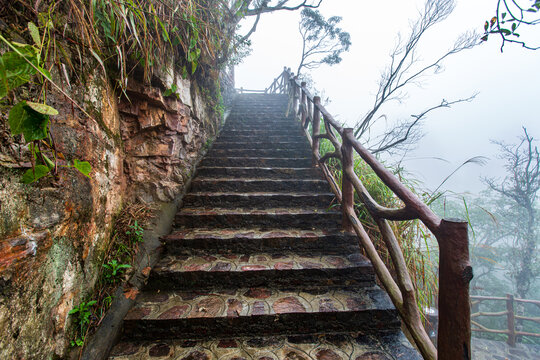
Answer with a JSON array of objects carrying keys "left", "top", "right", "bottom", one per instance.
[
  {"left": 200, "top": 157, "right": 312, "bottom": 168},
  {"left": 207, "top": 148, "right": 312, "bottom": 158},
  {"left": 211, "top": 141, "right": 308, "bottom": 150},
  {"left": 222, "top": 122, "right": 299, "bottom": 129},
  {"left": 225, "top": 117, "right": 294, "bottom": 125},
  {"left": 227, "top": 113, "right": 290, "bottom": 119},
  {"left": 174, "top": 208, "right": 342, "bottom": 229},
  {"left": 183, "top": 192, "right": 335, "bottom": 209},
  {"left": 218, "top": 134, "right": 306, "bottom": 142},
  {"left": 147, "top": 252, "right": 374, "bottom": 290},
  {"left": 220, "top": 129, "right": 304, "bottom": 137},
  {"left": 121, "top": 285, "right": 399, "bottom": 340},
  {"left": 161, "top": 228, "right": 359, "bottom": 255},
  {"left": 110, "top": 332, "right": 421, "bottom": 359},
  {"left": 195, "top": 167, "right": 322, "bottom": 180},
  {"left": 190, "top": 178, "right": 329, "bottom": 192}
]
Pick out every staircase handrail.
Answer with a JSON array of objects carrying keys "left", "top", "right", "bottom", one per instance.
[{"left": 266, "top": 68, "right": 473, "bottom": 360}]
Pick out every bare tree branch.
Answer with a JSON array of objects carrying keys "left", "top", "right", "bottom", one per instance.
[
  {"left": 353, "top": 0, "right": 480, "bottom": 155},
  {"left": 369, "top": 95, "right": 477, "bottom": 155}
]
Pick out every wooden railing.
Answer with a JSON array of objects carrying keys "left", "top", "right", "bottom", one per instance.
[
  {"left": 264, "top": 67, "right": 473, "bottom": 360},
  {"left": 471, "top": 294, "right": 540, "bottom": 346}
]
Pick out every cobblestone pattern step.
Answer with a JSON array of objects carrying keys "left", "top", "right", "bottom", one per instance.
[
  {"left": 174, "top": 208, "right": 342, "bottom": 230},
  {"left": 110, "top": 332, "right": 420, "bottom": 360},
  {"left": 122, "top": 286, "right": 399, "bottom": 339},
  {"left": 183, "top": 193, "right": 335, "bottom": 209},
  {"left": 161, "top": 228, "right": 360, "bottom": 255},
  {"left": 195, "top": 167, "right": 324, "bottom": 180},
  {"left": 190, "top": 179, "right": 330, "bottom": 193},
  {"left": 147, "top": 252, "right": 374, "bottom": 290}
]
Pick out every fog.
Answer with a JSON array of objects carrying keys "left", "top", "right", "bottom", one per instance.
[{"left": 235, "top": 0, "right": 540, "bottom": 195}]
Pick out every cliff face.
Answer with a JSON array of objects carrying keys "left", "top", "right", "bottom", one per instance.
[{"left": 0, "top": 53, "right": 232, "bottom": 357}]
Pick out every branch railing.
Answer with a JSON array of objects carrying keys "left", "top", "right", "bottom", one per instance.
[
  {"left": 265, "top": 67, "right": 473, "bottom": 360},
  {"left": 471, "top": 294, "right": 540, "bottom": 346}
]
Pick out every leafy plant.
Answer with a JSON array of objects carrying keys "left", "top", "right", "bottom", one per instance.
[
  {"left": 0, "top": 24, "right": 92, "bottom": 183},
  {"left": 68, "top": 300, "right": 97, "bottom": 347},
  {"left": 102, "top": 259, "right": 131, "bottom": 281},
  {"left": 126, "top": 220, "right": 144, "bottom": 243}
]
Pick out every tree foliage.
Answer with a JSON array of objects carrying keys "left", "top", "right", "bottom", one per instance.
[
  {"left": 483, "top": 0, "right": 540, "bottom": 51},
  {"left": 296, "top": 8, "right": 351, "bottom": 75},
  {"left": 219, "top": 0, "right": 323, "bottom": 63}
]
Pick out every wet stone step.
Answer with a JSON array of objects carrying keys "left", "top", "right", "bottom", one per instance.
[
  {"left": 223, "top": 120, "right": 298, "bottom": 127},
  {"left": 147, "top": 252, "right": 375, "bottom": 290},
  {"left": 207, "top": 148, "right": 312, "bottom": 158},
  {"left": 223, "top": 122, "right": 298, "bottom": 129},
  {"left": 225, "top": 118, "right": 294, "bottom": 125},
  {"left": 183, "top": 192, "right": 335, "bottom": 209},
  {"left": 195, "top": 167, "right": 323, "bottom": 180},
  {"left": 220, "top": 129, "right": 304, "bottom": 136},
  {"left": 110, "top": 332, "right": 421, "bottom": 360},
  {"left": 161, "top": 228, "right": 360, "bottom": 256},
  {"left": 122, "top": 286, "right": 399, "bottom": 340},
  {"left": 200, "top": 157, "right": 312, "bottom": 168},
  {"left": 217, "top": 135, "right": 307, "bottom": 143},
  {"left": 211, "top": 141, "right": 309, "bottom": 150},
  {"left": 190, "top": 179, "right": 329, "bottom": 192},
  {"left": 174, "top": 208, "right": 342, "bottom": 230}
]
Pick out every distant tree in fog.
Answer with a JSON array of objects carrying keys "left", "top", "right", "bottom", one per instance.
[{"left": 483, "top": 127, "right": 540, "bottom": 298}]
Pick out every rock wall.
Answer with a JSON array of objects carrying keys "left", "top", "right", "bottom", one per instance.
[{"left": 0, "top": 59, "right": 232, "bottom": 358}]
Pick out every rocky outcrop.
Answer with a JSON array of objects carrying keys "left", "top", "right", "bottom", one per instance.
[{"left": 0, "top": 58, "right": 232, "bottom": 358}]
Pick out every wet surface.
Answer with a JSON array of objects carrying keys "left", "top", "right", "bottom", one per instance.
[{"left": 110, "top": 333, "right": 419, "bottom": 359}]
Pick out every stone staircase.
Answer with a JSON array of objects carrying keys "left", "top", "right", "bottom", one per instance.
[{"left": 109, "top": 94, "right": 420, "bottom": 359}]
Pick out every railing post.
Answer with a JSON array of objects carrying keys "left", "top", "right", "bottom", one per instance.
[
  {"left": 312, "top": 97, "right": 321, "bottom": 167},
  {"left": 300, "top": 82, "right": 307, "bottom": 127},
  {"left": 292, "top": 77, "right": 299, "bottom": 120},
  {"left": 341, "top": 128, "right": 355, "bottom": 233},
  {"left": 283, "top": 68, "right": 290, "bottom": 94},
  {"left": 436, "top": 218, "right": 472, "bottom": 360},
  {"left": 507, "top": 293, "right": 516, "bottom": 347}
]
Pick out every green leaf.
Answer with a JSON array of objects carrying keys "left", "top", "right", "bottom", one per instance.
[
  {"left": 68, "top": 308, "right": 80, "bottom": 315},
  {"left": 28, "top": 22, "right": 41, "bottom": 46},
  {"left": 8, "top": 101, "right": 49, "bottom": 142},
  {"left": 26, "top": 101, "right": 58, "bottom": 115},
  {"left": 0, "top": 46, "right": 39, "bottom": 98},
  {"left": 73, "top": 159, "right": 92, "bottom": 178},
  {"left": 86, "top": 300, "right": 97, "bottom": 306},
  {"left": 22, "top": 165, "right": 50, "bottom": 183}
]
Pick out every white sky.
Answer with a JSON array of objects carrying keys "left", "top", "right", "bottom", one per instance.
[{"left": 235, "top": 0, "right": 540, "bottom": 195}]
